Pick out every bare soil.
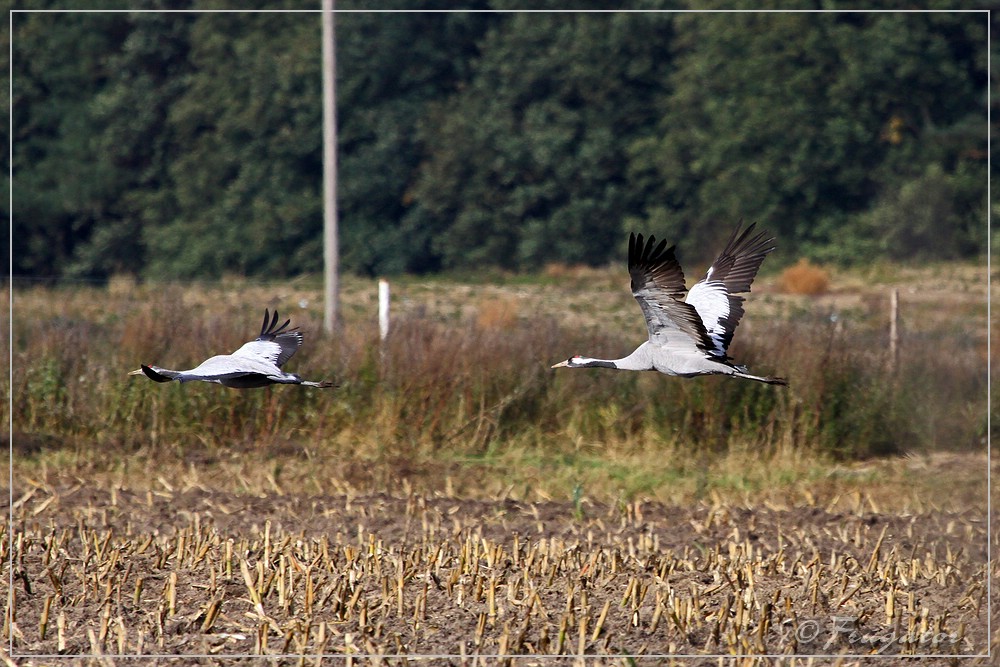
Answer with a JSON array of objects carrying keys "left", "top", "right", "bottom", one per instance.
[{"left": 2, "top": 481, "right": 992, "bottom": 666}]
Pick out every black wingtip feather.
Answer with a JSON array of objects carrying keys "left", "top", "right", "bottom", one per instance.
[
  {"left": 259, "top": 309, "right": 294, "bottom": 339},
  {"left": 628, "top": 232, "right": 674, "bottom": 270}
]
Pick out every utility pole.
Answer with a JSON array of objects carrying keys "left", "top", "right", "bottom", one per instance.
[{"left": 321, "top": 0, "right": 339, "bottom": 334}]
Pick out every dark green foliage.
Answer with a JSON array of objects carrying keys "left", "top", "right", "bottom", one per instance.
[
  {"left": 336, "top": 9, "right": 498, "bottom": 275},
  {"left": 12, "top": 11, "right": 134, "bottom": 276},
  {"left": 627, "top": 11, "right": 987, "bottom": 266},
  {"left": 72, "top": 11, "right": 197, "bottom": 278},
  {"left": 145, "top": 12, "right": 324, "bottom": 278},
  {"left": 9, "top": 8, "right": 988, "bottom": 279},
  {"left": 404, "top": 12, "right": 673, "bottom": 271}
]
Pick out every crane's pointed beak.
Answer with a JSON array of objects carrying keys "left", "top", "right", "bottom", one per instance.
[
  {"left": 551, "top": 360, "right": 569, "bottom": 369},
  {"left": 128, "top": 368, "right": 145, "bottom": 376}
]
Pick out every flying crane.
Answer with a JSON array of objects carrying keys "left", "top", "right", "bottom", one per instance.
[
  {"left": 552, "top": 223, "right": 787, "bottom": 385},
  {"left": 130, "top": 309, "right": 334, "bottom": 389}
]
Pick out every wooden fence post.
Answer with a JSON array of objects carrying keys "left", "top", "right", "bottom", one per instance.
[{"left": 888, "top": 288, "right": 899, "bottom": 372}]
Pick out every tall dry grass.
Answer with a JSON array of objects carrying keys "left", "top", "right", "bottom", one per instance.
[{"left": 6, "top": 274, "right": 985, "bottom": 475}]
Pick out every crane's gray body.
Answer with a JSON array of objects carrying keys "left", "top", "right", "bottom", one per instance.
[
  {"left": 567, "top": 341, "right": 774, "bottom": 383},
  {"left": 141, "top": 356, "right": 319, "bottom": 388}
]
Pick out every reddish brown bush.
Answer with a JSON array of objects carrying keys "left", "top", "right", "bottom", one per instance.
[{"left": 779, "top": 258, "right": 830, "bottom": 295}]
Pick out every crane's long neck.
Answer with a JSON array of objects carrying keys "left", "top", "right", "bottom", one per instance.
[
  {"left": 571, "top": 357, "right": 619, "bottom": 369},
  {"left": 577, "top": 345, "right": 653, "bottom": 371}
]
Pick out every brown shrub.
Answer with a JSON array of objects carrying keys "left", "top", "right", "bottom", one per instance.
[
  {"left": 542, "top": 262, "right": 579, "bottom": 280},
  {"left": 475, "top": 296, "right": 520, "bottom": 331},
  {"left": 779, "top": 258, "right": 830, "bottom": 295},
  {"left": 542, "top": 262, "right": 607, "bottom": 281},
  {"left": 107, "top": 273, "right": 137, "bottom": 297}
]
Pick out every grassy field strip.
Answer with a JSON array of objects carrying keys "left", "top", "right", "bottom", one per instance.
[{"left": 6, "top": 261, "right": 989, "bottom": 506}]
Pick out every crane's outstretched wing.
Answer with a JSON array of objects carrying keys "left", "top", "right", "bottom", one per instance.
[
  {"left": 685, "top": 222, "right": 775, "bottom": 358},
  {"left": 230, "top": 309, "right": 303, "bottom": 368},
  {"left": 628, "top": 232, "right": 712, "bottom": 353}
]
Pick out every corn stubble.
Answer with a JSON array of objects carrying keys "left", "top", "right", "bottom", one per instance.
[{"left": 3, "top": 486, "right": 988, "bottom": 660}]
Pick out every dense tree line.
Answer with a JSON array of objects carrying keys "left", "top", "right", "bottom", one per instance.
[{"left": 8, "top": 3, "right": 988, "bottom": 280}]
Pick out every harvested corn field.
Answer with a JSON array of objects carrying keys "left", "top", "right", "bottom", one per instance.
[{"left": 4, "top": 477, "right": 990, "bottom": 664}]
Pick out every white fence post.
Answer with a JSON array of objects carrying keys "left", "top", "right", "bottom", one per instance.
[{"left": 378, "top": 279, "right": 390, "bottom": 342}]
